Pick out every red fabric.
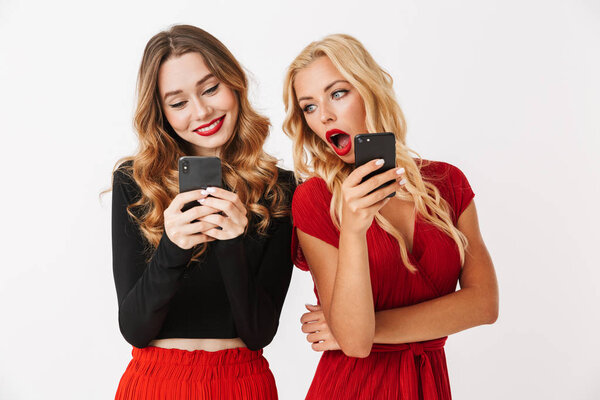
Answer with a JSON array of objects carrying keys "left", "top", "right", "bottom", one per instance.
[
  {"left": 291, "top": 160, "right": 474, "bottom": 399},
  {"left": 115, "top": 346, "right": 277, "bottom": 400}
]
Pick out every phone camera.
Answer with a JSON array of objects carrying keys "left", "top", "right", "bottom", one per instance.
[
  {"left": 357, "top": 137, "right": 364, "bottom": 144},
  {"left": 182, "top": 160, "right": 189, "bottom": 174}
]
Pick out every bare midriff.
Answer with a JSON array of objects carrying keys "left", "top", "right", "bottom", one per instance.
[{"left": 149, "top": 337, "right": 247, "bottom": 352}]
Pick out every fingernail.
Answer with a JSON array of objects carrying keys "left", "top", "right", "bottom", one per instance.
[
  {"left": 399, "top": 179, "right": 407, "bottom": 185},
  {"left": 199, "top": 198, "right": 206, "bottom": 204},
  {"left": 396, "top": 167, "right": 405, "bottom": 175},
  {"left": 200, "top": 190, "right": 208, "bottom": 196},
  {"left": 207, "top": 187, "right": 216, "bottom": 193},
  {"left": 305, "top": 303, "right": 313, "bottom": 307},
  {"left": 375, "top": 159, "right": 384, "bottom": 166}
]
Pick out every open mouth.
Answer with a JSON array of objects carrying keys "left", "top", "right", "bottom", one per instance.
[
  {"left": 326, "top": 129, "right": 352, "bottom": 156},
  {"left": 194, "top": 115, "right": 225, "bottom": 137}
]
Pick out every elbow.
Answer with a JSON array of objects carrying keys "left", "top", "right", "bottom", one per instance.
[
  {"left": 337, "top": 333, "right": 373, "bottom": 358},
  {"left": 481, "top": 296, "right": 499, "bottom": 325},
  {"left": 244, "top": 336, "right": 273, "bottom": 351},
  {"left": 340, "top": 343, "right": 372, "bottom": 359},
  {"left": 241, "top": 322, "right": 278, "bottom": 351},
  {"left": 119, "top": 313, "right": 152, "bottom": 349}
]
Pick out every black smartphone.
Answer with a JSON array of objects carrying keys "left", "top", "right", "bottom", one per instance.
[
  {"left": 178, "top": 156, "right": 222, "bottom": 212},
  {"left": 354, "top": 132, "right": 396, "bottom": 198}
]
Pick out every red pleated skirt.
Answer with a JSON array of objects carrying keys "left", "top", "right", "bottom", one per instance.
[
  {"left": 115, "top": 346, "right": 277, "bottom": 400},
  {"left": 306, "top": 338, "right": 451, "bottom": 400}
]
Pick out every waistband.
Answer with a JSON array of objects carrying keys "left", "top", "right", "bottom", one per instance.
[
  {"left": 370, "top": 336, "right": 447, "bottom": 354},
  {"left": 131, "top": 346, "right": 264, "bottom": 366}
]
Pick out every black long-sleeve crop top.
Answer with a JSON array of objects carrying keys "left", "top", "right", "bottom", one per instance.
[{"left": 111, "top": 162, "right": 295, "bottom": 350}]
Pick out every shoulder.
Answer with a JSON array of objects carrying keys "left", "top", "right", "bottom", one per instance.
[
  {"left": 112, "top": 160, "right": 141, "bottom": 203},
  {"left": 292, "top": 177, "right": 333, "bottom": 221},
  {"left": 419, "top": 159, "right": 474, "bottom": 221},
  {"left": 294, "top": 177, "right": 330, "bottom": 202},
  {"left": 419, "top": 159, "right": 470, "bottom": 188}
]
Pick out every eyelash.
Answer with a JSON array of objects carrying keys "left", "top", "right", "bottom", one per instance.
[
  {"left": 302, "top": 89, "right": 349, "bottom": 114},
  {"left": 203, "top": 83, "right": 219, "bottom": 95},
  {"left": 168, "top": 84, "right": 220, "bottom": 109}
]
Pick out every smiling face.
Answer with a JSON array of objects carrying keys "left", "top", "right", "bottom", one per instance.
[
  {"left": 294, "top": 56, "right": 368, "bottom": 164},
  {"left": 158, "top": 52, "right": 239, "bottom": 156}
]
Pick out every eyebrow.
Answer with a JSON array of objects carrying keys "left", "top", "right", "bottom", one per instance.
[
  {"left": 163, "top": 73, "right": 215, "bottom": 101},
  {"left": 297, "top": 79, "right": 349, "bottom": 102}
]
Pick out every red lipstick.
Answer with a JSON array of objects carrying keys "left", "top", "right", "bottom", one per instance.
[
  {"left": 326, "top": 129, "right": 352, "bottom": 156},
  {"left": 194, "top": 115, "right": 225, "bottom": 137}
]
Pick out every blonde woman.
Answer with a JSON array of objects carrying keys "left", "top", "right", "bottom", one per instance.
[
  {"left": 283, "top": 34, "right": 498, "bottom": 399},
  {"left": 111, "top": 25, "right": 294, "bottom": 399}
]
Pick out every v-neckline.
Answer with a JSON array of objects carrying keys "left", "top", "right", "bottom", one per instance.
[{"left": 377, "top": 203, "right": 418, "bottom": 257}]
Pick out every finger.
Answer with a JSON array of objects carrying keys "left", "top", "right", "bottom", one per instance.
[
  {"left": 168, "top": 190, "right": 209, "bottom": 213},
  {"left": 345, "top": 159, "right": 386, "bottom": 187},
  {"left": 301, "top": 322, "right": 326, "bottom": 334},
  {"left": 202, "top": 187, "right": 247, "bottom": 215},
  {"left": 307, "top": 331, "right": 327, "bottom": 344},
  {"left": 180, "top": 220, "right": 219, "bottom": 235},
  {"left": 312, "top": 339, "right": 339, "bottom": 352},
  {"left": 200, "top": 214, "right": 247, "bottom": 239},
  {"left": 300, "top": 312, "right": 322, "bottom": 324},
  {"left": 353, "top": 180, "right": 399, "bottom": 209},
  {"left": 354, "top": 167, "right": 402, "bottom": 198},
  {"left": 203, "top": 226, "right": 244, "bottom": 241},
  {"left": 199, "top": 197, "right": 245, "bottom": 221},
  {"left": 179, "top": 204, "right": 220, "bottom": 224},
  {"left": 305, "top": 304, "right": 321, "bottom": 311}
]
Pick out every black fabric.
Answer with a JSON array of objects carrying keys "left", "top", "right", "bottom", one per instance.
[{"left": 111, "top": 163, "right": 295, "bottom": 350}]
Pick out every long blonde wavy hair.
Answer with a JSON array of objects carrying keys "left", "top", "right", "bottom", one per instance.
[
  {"left": 114, "top": 25, "right": 288, "bottom": 259},
  {"left": 282, "top": 34, "right": 467, "bottom": 272}
]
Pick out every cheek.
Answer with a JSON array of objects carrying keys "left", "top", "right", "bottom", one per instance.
[
  {"left": 303, "top": 114, "right": 325, "bottom": 141},
  {"left": 163, "top": 108, "right": 188, "bottom": 132}
]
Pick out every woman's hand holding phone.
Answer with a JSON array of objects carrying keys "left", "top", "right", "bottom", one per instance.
[
  {"left": 341, "top": 159, "right": 405, "bottom": 235},
  {"left": 164, "top": 190, "right": 220, "bottom": 249},
  {"left": 196, "top": 186, "right": 248, "bottom": 240}
]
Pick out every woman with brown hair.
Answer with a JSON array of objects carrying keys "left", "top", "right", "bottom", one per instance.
[
  {"left": 283, "top": 34, "right": 499, "bottom": 399},
  {"left": 111, "top": 25, "right": 294, "bottom": 399}
]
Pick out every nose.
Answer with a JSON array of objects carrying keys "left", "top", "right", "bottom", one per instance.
[
  {"left": 319, "top": 103, "right": 336, "bottom": 124},
  {"left": 192, "top": 97, "right": 212, "bottom": 121}
]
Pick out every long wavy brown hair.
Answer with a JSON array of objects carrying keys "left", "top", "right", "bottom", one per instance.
[
  {"left": 283, "top": 34, "right": 468, "bottom": 272},
  {"left": 113, "top": 25, "right": 288, "bottom": 259}
]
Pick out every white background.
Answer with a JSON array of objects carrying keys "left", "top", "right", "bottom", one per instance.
[{"left": 1, "top": 0, "right": 599, "bottom": 399}]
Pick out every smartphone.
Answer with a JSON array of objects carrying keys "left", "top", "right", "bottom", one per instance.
[
  {"left": 178, "top": 156, "right": 222, "bottom": 212},
  {"left": 353, "top": 132, "right": 396, "bottom": 198}
]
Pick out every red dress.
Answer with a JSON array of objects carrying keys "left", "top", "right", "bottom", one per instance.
[{"left": 292, "top": 161, "right": 475, "bottom": 400}]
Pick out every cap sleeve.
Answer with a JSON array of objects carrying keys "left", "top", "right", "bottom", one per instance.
[
  {"left": 445, "top": 163, "right": 475, "bottom": 223},
  {"left": 420, "top": 160, "right": 475, "bottom": 225},
  {"left": 291, "top": 178, "right": 339, "bottom": 271}
]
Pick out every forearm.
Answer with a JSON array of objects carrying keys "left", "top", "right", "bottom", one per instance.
[
  {"left": 214, "top": 224, "right": 293, "bottom": 351},
  {"left": 374, "top": 286, "right": 498, "bottom": 344},
  {"left": 329, "top": 230, "right": 375, "bottom": 357},
  {"left": 114, "top": 233, "right": 192, "bottom": 348}
]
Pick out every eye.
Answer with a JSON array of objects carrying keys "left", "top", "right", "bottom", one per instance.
[
  {"left": 332, "top": 89, "right": 348, "bottom": 100},
  {"left": 169, "top": 101, "right": 187, "bottom": 109},
  {"left": 203, "top": 83, "right": 219, "bottom": 95},
  {"left": 303, "top": 104, "right": 317, "bottom": 114}
]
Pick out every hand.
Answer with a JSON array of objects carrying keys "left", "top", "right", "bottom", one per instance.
[
  {"left": 164, "top": 190, "right": 220, "bottom": 249},
  {"left": 301, "top": 304, "right": 340, "bottom": 352},
  {"left": 341, "top": 159, "right": 405, "bottom": 234},
  {"left": 197, "top": 187, "right": 249, "bottom": 240}
]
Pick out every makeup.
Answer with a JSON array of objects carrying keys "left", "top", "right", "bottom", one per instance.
[
  {"left": 326, "top": 129, "right": 352, "bottom": 156},
  {"left": 194, "top": 115, "right": 225, "bottom": 136}
]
